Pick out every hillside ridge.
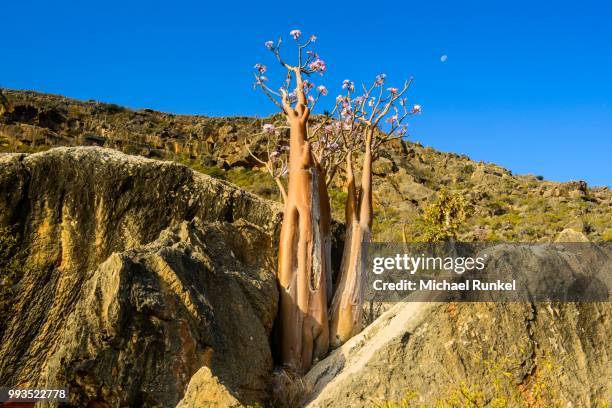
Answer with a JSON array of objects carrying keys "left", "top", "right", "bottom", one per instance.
[{"left": 1, "top": 89, "right": 610, "bottom": 242}]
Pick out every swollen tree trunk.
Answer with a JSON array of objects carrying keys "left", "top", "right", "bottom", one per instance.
[
  {"left": 329, "top": 130, "right": 374, "bottom": 348},
  {"left": 276, "top": 90, "right": 330, "bottom": 374},
  {"left": 316, "top": 163, "right": 334, "bottom": 305}
]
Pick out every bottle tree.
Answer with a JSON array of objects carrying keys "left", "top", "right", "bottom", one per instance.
[
  {"left": 254, "top": 31, "right": 331, "bottom": 373},
  {"left": 327, "top": 76, "right": 420, "bottom": 347},
  {"left": 253, "top": 30, "right": 421, "bottom": 372}
]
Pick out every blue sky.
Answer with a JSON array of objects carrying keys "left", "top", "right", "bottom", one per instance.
[{"left": 2, "top": 0, "right": 611, "bottom": 186}]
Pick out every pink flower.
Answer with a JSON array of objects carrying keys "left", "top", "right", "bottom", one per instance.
[
  {"left": 396, "top": 124, "right": 408, "bottom": 136},
  {"left": 308, "top": 95, "right": 315, "bottom": 103},
  {"left": 342, "top": 79, "right": 355, "bottom": 92},
  {"left": 375, "top": 74, "right": 386, "bottom": 85},
  {"left": 310, "top": 35, "right": 317, "bottom": 42},
  {"left": 327, "top": 141, "right": 339, "bottom": 151},
  {"left": 263, "top": 124, "right": 276, "bottom": 134},
  {"left": 264, "top": 41, "right": 274, "bottom": 49},
  {"left": 302, "top": 80, "right": 314, "bottom": 89},
  {"left": 309, "top": 58, "right": 326, "bottom": 74},
  {"left": 412, "top": 104, "right": 422, "bottom": 114},
  {"left": 387, "top": 87, "right": 398, "bottom": 95},
  {"left": 317, "top": 85, "right": 328, "bottom": 96},
  {"left": 386, "top": 115, "right": 398, "bottom": 124},
  {"left": 341, "top": 106, "right": 353, "bottom": 118},
  {"left": 290, "top": 29, "right": 302, "bottom": 40},
  {"left": 254, "top": 63, "right": 266, "bottom": 74},
  {"left": 336, "top": 95, "right": 344, "bottom": 103}
]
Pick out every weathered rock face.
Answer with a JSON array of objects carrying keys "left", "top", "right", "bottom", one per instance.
[
  {"left": 303, "top": 245, "right": 611, "bottom": 407},
  {"left": 0, "top": 147, "right": 281, "bottom": 406}
]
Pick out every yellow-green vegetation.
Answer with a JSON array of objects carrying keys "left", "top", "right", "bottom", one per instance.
[
  {"left": 175, "top": 154, "right": 281, "bottom": 201},
  {"left": 372, "top": 353, "right": 594, "bottom": 408},
  {"left": 0, "top": 226, "right": 26, "bottom": 335},
  {"left": 418, "top": 189, "right": 473, "bottom": 243}
]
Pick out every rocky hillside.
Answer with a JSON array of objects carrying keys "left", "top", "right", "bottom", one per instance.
[
  {"left": 1, "top": 89, "right": 610, "bottom": 243},
  {"left": 0, "top": 148, "right": 610, "bottom": 407}
]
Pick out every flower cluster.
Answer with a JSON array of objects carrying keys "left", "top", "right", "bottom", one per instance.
[
  {"left": 342, "top": 79, "right": 355, "bottom": 92},
  {"left": 313, "top": 135, "right": 342, "bottom": 153},
  {"left": 290, "top": 29, "right": 301, "bottom": 40},
  {"left": 254, "top": 63, "right": 268, "bottom": 84},
  {"left": 386, "top": 114, "right": 399, "bottom": 124},
  {"left": 302, "top": 80, "right": 315, "bottom": 93},
  {"left": 396, "top": 124, "right": 408, "bottom": 137},
  {"left": 263, "top": 123, "right": 278, "bottom": 135},
  {"left": 387, "top": 87, "right": 398, "bottom": 95},
  {"left": 375, "top": 74, "right": 386, "bottom": 85},
  {"left": 270, "top": 145, "right": 290, "bottom": 159},
  {"left": 309, "top": 58, "right": 326, "bottom": 74}
]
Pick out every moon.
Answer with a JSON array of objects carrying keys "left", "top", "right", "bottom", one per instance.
[{"left": 440, "top": 55, "right": 448, "bottom": 62}]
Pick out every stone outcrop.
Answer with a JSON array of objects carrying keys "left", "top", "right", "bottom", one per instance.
[
  {"left": 303, "top": 244, "right": 611, "bottom": 407},
  {"left": 177, "top": 367, "right": 242, "bottom": 408},
  {"left": 555, "top": 228, "right": 590, "bottom": 243},
  {"left": 0, "top": 147, "right": 281, "bottom": 406}
]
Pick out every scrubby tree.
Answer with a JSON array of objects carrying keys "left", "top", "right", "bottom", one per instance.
[
  {"left": 253, "top": 30, "right": 421, "bottom": 371},
  {"left": 421, "top": 189, "right": 473, "bottom": 242}
]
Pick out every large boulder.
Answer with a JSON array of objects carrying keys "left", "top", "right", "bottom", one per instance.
[
  {"left": 303, "top": 244, "right": 611, "bottom": 407},
  {"left": 0, "top": 147, "right": 281, "bottom": 406},
  {"left": 305, "top": 301, "right": 610, "bottom": 407}
]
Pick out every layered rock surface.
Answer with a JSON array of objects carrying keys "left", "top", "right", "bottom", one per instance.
[{"left": 0, "top": 147, "right": 281, "bottom": 406}]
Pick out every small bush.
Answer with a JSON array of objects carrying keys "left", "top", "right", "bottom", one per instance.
[{"left": 419, "top": 189, "right": 473, "bottom": 243}]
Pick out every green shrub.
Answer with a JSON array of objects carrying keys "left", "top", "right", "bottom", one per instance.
[{"left": 419, "top": 189, "right": 473, "bottom": 243}]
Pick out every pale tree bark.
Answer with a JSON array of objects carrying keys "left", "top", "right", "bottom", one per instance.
[
  {"left": 276, "top": 73, "right": 330, "bottom": 374},
  {"left": 316, "top": 162, "right": 334, "bottom": 305},
  {"left": 329, "top": 128, "right": 374, "bottom": 348}
]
